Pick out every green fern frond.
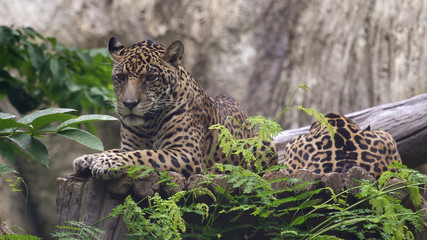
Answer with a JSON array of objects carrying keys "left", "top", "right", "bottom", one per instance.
[{"left": 51, "top": 221, "right": 103, "bottom": 240}]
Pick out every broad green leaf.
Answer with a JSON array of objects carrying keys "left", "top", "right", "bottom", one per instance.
[
  {"left": 0, "top": 112, "right": 16, "bottom": 119},
  {"left": 7, "top": 132, "right": 50, "bottom": 167},
  {"left": 0, "top": 139, "right": 16, "bottom": 163},
  {"left": 47, "top": 37, "right": 56, "bottom": 45},
  {"left": 57, "top": 128, "right": 104, "bottom": 151},
  {"left": 85, "top": 122, "right": 98, "bottom": 136},
  {"left": 31, "top": 113, "right": 76, "bottom": 131},
  {"left": 0, "top": 26, "right": 13, "bottom": 45},
  {"left": 50, "top": 58, "right": 66, "bottom": 80},
  {"left": 0, "top": 118, "right": 29, "bottom": 130},
  {"left": 23, "top": 27, "right": 43, "bottom": 39},
  {"left": 27, "top": 43, "right": 46, "bottom": 69},
  {"left": 33, "top": 125, "right": 59, "bottom": 134},
  {"left": 76, "top": 51, "right": 91, "bottom": 65},
  {"left": 56, "top": 114, "right": 118, "bottom": 131},
  {"left": 0, "top": 163, "right": 17, "bottom": 176},
  {"left": 88, "top": 48, "right": 109, "bottom": 57},
  {"left": 39, "top": 59, "right": 52, "bottom": 83},
  {"left": 18, "top": 108, "right": 76, "bottom": 125}
]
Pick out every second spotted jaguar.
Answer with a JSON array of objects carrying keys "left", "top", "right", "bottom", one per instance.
[{"left": 283, "top": 113, "right": 401, "bottom": 179}]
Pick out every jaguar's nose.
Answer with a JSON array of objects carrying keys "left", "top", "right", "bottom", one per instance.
[{"left": 123, "top": 100, "right": 140, "bottom": 110}]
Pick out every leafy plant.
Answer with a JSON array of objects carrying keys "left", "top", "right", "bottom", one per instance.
[
  {"left": 272, "top": 84, "right": 334, "bottom": 138},
  {"left": 0, "top": 108, "right": 117, "bottom": 174},
  {"left": 0, "top": 177, "right": 43, "bottom": 239},
  {"left": 51, "top": 221, "right": 103, "bottom": 240},
  {"left": 0, "top": 26, "right": 117, "bottom": 240},
  {"left": 305, "top": 168, "right": 427, "bottom": 240},
  {"left": 112, "top": 194, "right": 186, "bottom": 240},
  {"left": 0, "top": 26, "right": 114, "bottom": 114},
  {"left": 0, "top": 234, "right": 41, "bottom": 240},
  {"left": 2, "top": 177, "right": 30, "bottom": 238},
  {"left": 209, "top": 84, "right": 333, "bottom": 173},
  {"left": 100, "top": 165, "right": 212, "bottom": 240}
]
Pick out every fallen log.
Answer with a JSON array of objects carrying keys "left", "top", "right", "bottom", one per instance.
[
  {"left": 57, "top": 166, "right": 427, "bottom": 239},
  {"left": 274, "top": 93, "right": 427, "bottom": 169}
]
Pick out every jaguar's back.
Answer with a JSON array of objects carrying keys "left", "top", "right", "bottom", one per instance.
[{"left": 283, "top": 113, "right": 401, "bottom": 178}]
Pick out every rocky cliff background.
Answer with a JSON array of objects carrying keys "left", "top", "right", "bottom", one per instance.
[{"left": 1, "top": 0, "right": 426, "bottom": 238}]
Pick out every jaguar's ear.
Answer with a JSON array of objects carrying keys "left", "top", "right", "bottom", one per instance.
[
  {"left": 163, "top": 40, "right": 184, "bottom": 68},
  {"left": 108, "top": 37, "right": 125, "bottom": 62}
]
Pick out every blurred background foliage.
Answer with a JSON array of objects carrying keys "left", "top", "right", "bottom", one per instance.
[
  {"left": 0, "top": 26, "right": 119, "bottom": 238},
  {"left": 0, "top": 26, "right": 114, "bottom": 114}
]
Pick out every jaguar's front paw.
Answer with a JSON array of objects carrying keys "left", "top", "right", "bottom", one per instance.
[
  {"left": 73, "top": 154, "right": 99, "bottom": 177},
  {"left": 90, "top": 154, "right": 128, "bottom": 180}
]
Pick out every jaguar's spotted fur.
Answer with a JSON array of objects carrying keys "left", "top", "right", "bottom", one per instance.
[{"left": 283, "top": 113, "right": 401, "bottom": 178}]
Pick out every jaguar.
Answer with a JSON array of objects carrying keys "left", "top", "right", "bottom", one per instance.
[
  {"left": 283, "top": 113, "right": 402, "bottom": 178},
  {"left": 73, "top": 37, "right": 278, "bottom": 180}
]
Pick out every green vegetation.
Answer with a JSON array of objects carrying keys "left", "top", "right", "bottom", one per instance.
[
  {"left": 0, "top": 26, "right": 117, "bottom": 239},
  {"left": 50, "top": 164, "right": 426, "bottom": 240},
  {"left": 0, "top": 26, "right": 114, "bottom": 114},
  {"left": 2, "top": 177, "right": 32, "bottom": 239},
  {"left": 0, "top": 108, "right": 117, "bottom": 174},
  {"left": 0, "top": 108, "right": 117, "bottom": 238},
  {"left": 51, "top": 221, "right": 103, "bottom": 240},
  {"left": 0, "top": 26, "right": 117, "bottom": 174}
]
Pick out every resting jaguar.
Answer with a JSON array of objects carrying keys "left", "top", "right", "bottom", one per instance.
[
  {"left": 283, "top": 113, "right": 401, "bottom": 178},
  {"left": 73, "top": 37, "right": 278, "bottom": 179}
]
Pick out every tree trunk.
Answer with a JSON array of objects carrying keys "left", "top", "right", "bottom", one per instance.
[
  {"left": 274, "top": 93, "right": 427, "bottom": 169},
  {"left": 56, "top": 176, "right": 129, "bottom": 239}
]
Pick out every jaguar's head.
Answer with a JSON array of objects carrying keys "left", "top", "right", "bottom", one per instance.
[{"left": 108, "top": 37, "right": 184, "bottom": 126}]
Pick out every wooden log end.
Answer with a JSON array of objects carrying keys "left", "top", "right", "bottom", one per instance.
[
  {"left": 291, "top": 169, "right": 322, "bottom": 192},
  {"left": 321, "top": 172, "right": 345, "bottom": 194},
  {"left": 383, "top": 178, "right": 408, "bottom": 201},
  {"left": 263, "top": 169, "right": 290, "bottom": 191},
  {"left": 107, "top": 176, "right": 133, "bottom": 196},
  {"left": 160, "top": 171, "right": 186, "bottom": 196},
  {"left": 185, "top": 174, "right": 206, "bottom": 190},
  {"left": 345, "top": 166, "right": 375, "bottom": 195},
  {"left": 133, "top": 172, "right": 160, "bottom": 198}
]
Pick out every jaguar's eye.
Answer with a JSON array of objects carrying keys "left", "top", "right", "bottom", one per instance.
[
  {"left": 146, "top": 72, "right": 158, "bottom": 82},
  {"left": 116, "top": 73, "right": 126, "bottom": 82}
]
